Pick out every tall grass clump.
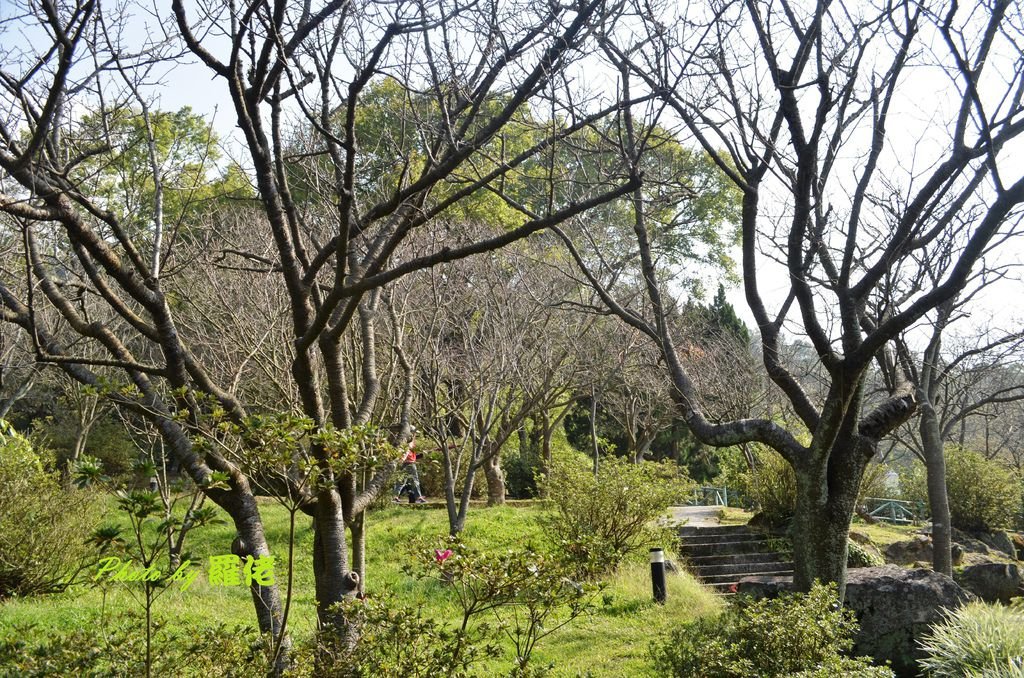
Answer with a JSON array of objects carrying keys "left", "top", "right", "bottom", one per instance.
[{"left": 918, "top": 601, "right": 1024, "bottom": 677}]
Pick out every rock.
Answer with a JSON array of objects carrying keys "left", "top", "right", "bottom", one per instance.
[
  {"left": 955, "top": 563, "right": 1024, "bottom": 603},
  {"left": 950, "top": 527, "right": 991, "bottom": 555},
  {"left": 849, "top": 530, "right": 873, "bottom": 545},
  {"left": 976, "top": 531, "right": 1017, "bottom": 559},
  {"left": 884, "top": 535, "right": 933, "bottom": 565},
  {"left": 736, "top": 575, "right": 795, "bottom": 599},
  {"left": 1012, "top": 533, "right": 1024, "bottom": 560},
  {"left": 951, "top": 543, "right": 964, "bottom": 566},
  {"left": 848, "top": 538, "right": 885, "bottom": 568},
  {"left": 739, "top": 566, "right": 974, "bottom": 677}
]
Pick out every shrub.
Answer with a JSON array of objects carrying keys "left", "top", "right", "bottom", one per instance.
[
  {"left": 504, "top": 453, "right": 540, "bottom": 499},
  {"left": 946, "top": 449, "right": 1020, "bottom": 531},
  {"left": 650, "top": 582, "right": 892, "bottom": 678},
  {"left": 0, "top": 422, "right": 103, "bottom": 598},
  {"left": 901, "top": 448, "right": 1021, "bottom": 532},
  {"left": 406, "top": 538, "right": 598, "bottom": 675},
  {"left": 541, "top": 452, "right": 691, "bottom": 578},
  {"left": 717, "top": 445, "right": 795, "bottom": 526},
  {"left": 918, "top": 601, "right": 1024, "bottom": 677},
  {"left": 320, "top": 596, "right": 500, "bottom": 677},
  {"left": 847, "top": 539, "right": 885, "bottom": 568},
  {"left": 0, "top": 613, "right": 273, "bottom": 677}
]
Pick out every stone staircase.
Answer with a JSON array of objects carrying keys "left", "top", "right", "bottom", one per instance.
[{"left": 678, "top": 524, "right": 793, "bottom": 593}]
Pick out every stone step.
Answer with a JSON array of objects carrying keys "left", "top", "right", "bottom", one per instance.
[
  {"left": 680, "top": 532, "right": 768, "bottom": 547},
  {"left": 685, "top": 552, "right": 786, "bottom": 568},
  {"left": 678, "top": 524, "right": 792, "bottom": 594},
  {"left": 699, "top": 568, "right": 794, "bottom": 586},
  {"left": 691, "top": 560, "right": 794, "bottom": 578},
  {"left": 678, "top": 524, "right": 765, "bottom": 538},
  {"left": 679, "top": 539, "right": 776, "bottom": 558}
]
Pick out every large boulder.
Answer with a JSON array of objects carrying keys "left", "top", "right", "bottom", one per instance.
[
  {"left": 884, "top": 535, "right": 934, "bottom": 565},
  {"left": 955, "top": 562, "right": 1024, "bottom": 603},
  {"left": 975, "top": 530, "right": 1017, "bottom": 560},
  {"left": 739, "top": 566, "right": 974, "bottom": 677}
]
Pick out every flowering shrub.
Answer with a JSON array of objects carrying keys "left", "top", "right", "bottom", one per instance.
[{"left": 409, "top": 538, "right": 599, "bottom": 676}]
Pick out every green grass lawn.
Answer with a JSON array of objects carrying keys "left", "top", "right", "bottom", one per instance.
[
  {"left": 0, "top": 498, "right": 721, "bottom": 676},
  {"left": 848, "top": 517, "right": 921, "bottom": 548}
]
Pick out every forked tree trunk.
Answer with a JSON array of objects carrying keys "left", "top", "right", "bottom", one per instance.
[{"left": 791, "top": 472, "right": 854, "bottom": 595}]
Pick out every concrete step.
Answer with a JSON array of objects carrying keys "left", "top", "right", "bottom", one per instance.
[
  {"left": 691, "top": 560, "right": 794, "bottom": 578},
  {"left": 678, "top": 524, "right": 764, "bottom": 538},
  {"left": 679, "top": 539, "right": 776, "bottom": 558},
  {"left": 678, "top": 523, "right": 791, "bottom": 593},
  {"left": 685, "top": 552, "right": 786, "bottom": 568},
  {"left": 699, "top": 568, "right": 794, "bottom": 586},
  {"left": 680, "top": 532, "right": 767, "bottom": 547}
]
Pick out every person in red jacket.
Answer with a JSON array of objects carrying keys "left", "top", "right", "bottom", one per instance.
[{"left": 393, "top": 429, "right": 426, "bottom": 504}]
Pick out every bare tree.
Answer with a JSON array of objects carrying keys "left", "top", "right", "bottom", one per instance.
[
  {"left": 0, "top": 0, "right": 638, "bottom": 653},
  {"left": 564, "top": 0, "right": 1024, "bottom": 594},
  {"left": 896, "top": 301, "right": 1024, "bottom": 575},
  {"left": 411, "top": 231, "right": 584, "bottom": 533}
]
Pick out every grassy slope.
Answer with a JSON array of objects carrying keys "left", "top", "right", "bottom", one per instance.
[
  {"left": 847, "top": 517, "right": 922, "bottom": 549},
  {"left": 0, "top": 498, "right": 720, "bottom": 676}
]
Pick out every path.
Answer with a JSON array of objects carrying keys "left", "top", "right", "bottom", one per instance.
[{"left": 669, "top": 504, "right": 722, "bottom": 527}]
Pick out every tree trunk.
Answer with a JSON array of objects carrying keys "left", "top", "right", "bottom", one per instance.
[
  {"left": 791, "top": 469, "right": 853, "bottom": 596},
  {"left": 155, "top": 417, "right": 288, "bottom": 653},
  {"left": 484, "top": 450, "right": 505, "bottom": 506},
  {"left": 920, "top": 403, "right": 953, "bottom": 576},
  {"left": 453, "top": 462, "right": 477, "bottom": 536},
  {"left": 541, "top": 420, "right": 553, "bottom": 477},
  {"left": 349, "top": 511, "right": 366, "bottom": 595},
  {"left": 790, "top": 437, "right": 872, "bottom": 599},
  {"left": 311, "top": 489, "right": 359, "bottom": 646},
  {"left": 442, "top": 449, "right": 461, "bottom": 536}
]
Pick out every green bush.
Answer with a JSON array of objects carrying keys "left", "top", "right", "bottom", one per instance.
[
  {"left": 0, "top": 613, "right": 273, "bottom": 677},
  {"left": 901, "top": 448, "right": 1021, "bottom": 532},
  {"left": 321, "top": 596, "right": 500, "bottom": 677},
  {"left": 504, "top": 453, "right": 540, "bottom": 499},
  {"left": 650, "top": 583, "right": 892, "bottom": 678},
  {"left": 717, "top": 445, "right": 795, "bottom": 526},
  {"left": 0, "top": 422, "right": 103, "bottom": 598},
  {"left": 918, "top": 601, "right": 1024, "bottom": 677},
  {"left": 408, "top": 537, "right": 598, "bottom": 676},
  {"left": 541, "top": 452, "right": 691, "bottom": 578},
  {"left": 847, "top": 539, "right": 885, "bottom": 568}
]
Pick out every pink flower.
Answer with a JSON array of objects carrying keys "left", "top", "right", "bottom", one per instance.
[
  {"left": 728, "top": 583, "right": 739, "bottom": 593},
  {"left": 434, "top": 548, "right": 453, "bottom": 564}
]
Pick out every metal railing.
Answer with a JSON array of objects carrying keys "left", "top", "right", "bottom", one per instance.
[
  {"left": 688, "top": 486, "right": 730, "bottom": 507},
  {"left": 862, "top": 497, "right": 918, "bottom": 525}
]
